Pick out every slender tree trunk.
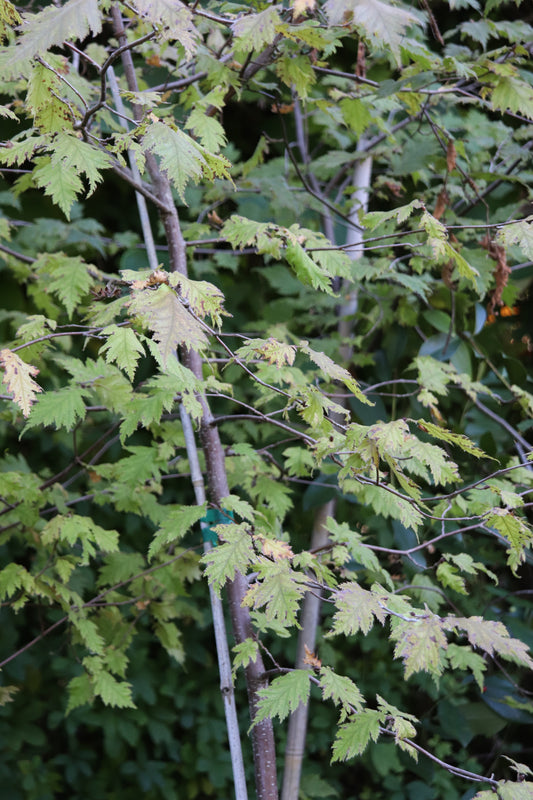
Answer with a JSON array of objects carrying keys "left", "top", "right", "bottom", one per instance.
[
  {"left": 281, "top": 130, "right": 372, "bottom": 799},
  {"left": 281, "top": 501, "right": 335, "bottom": 800},
  {"left": 111, "top": 8, "right": 279, "bottom": 798}
]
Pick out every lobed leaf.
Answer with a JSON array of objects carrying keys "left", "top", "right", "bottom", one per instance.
[
  {"left": 253, "top": 670, "right": 310, "bottom": 727},
  {"left": 0, "top": 348, "right": 42, "bottom": 417}
]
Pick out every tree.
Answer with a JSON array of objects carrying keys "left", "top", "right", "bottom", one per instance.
[{"left": 0, "top": 0, "right": 533, "bottom": 798}]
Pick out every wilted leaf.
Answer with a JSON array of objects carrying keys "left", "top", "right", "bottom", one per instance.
[{"left": 0, "top": 349, "right": 42, "bottom": 417}]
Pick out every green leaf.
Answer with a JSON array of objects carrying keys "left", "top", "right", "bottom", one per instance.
[
  {"left": 445, "top": 644, "right": 486, "bottom": 691},
  {"left": 0, "top": 562, "right": 34, "bottom": 600},
  {"left": 98, "top": 552, "right": 145, "bottom": 588},
  {"left": 71, "top": 616, "right": 106, "bottom": 655},
  {"left": 33, "top": 157, "right": 83, "bottom": 220},
  {"left": 390, "top": 615, "right": 448, "bottom": 680},
  {"left": 141, "top": 120, "right": 207, "bottom": 203},
  {"left": 301, "top": 343, "right": 371, "bottom": 404},
  {"left": 34, "top": 252, "right": 94, "bottom": 317},
  {"left": 324, "top": 0, "right": 419, "bottom": 64},
  {"left": 41, "top": 515, "right": 120, "bottom": 561},
  {"left": 243, "top": 559, "right": 308, "bottom": 628},
  {"left": 445, "top": 616, "right": 533, "bottom": 670},
  {"left": 436, "top": 562, "right": 467, "bottom": 595},
  {"left": 285, "top": 241, "right": 332, "bottom": 293},
  {"left": 276, "top": 55, "right": 316, "bottom": 100},
  {"left": 319, "top": 666, "right": 365, "bottom": 721},
  {"left": 490, "top": 76, "right": 533, "bottom": 121},
  {"left": 413, "top": 419, "right": 488, "bottom": 459},
  {"left": 27, "top": 60, "right": 72, "bottom": 133},
  {"left": 363, "top": 200, "right": 423, "bottom": 230},
  {"left": 51, "top": 133, "right": 111, "bottom": 196},
  {"left": 232, "top": 638, "right": 259, "bottom": 675},
  {"left": 232, "top": 6, "right": 281, "bottom": 54},
  {"left": 331, "top": 710, "right": 381, "bottom": 761},
  {"left": 66, "top": 673, "right": 94, "bottom": 714},
  {"left": 128, "top": 283, "right": 208, "bottom": 365},
  {"left": 133, "top": 0, "right": 198, "bottom": 57},
  {"left": 497, "top": 218, "right": 533, "bottom": 259},
  {"left": 23, "top": 385, "right": 87, "bottom": 432},
  {"left": 92, "top": 671, "right": 135, "bottom": 709},
  {"left": 329, "top": 582, "right": 387, "bottom": 637},
  {"left": 202, "top": 522, "right": 255, "bottom": 593},
  {"left": 473, "top": 782, "right": 533, "bottom": 800},
  {"left": 186, "top": 109, "right": 226, "bottom": 152},
  {"left": 16, "top": 0, "right": 101, "bottom": 61},
  {"left": 236, "top": 337, "right": 297, "bottom": 368},
  {"left": 100, "top": 325, "right": 146, "bottom": 380},
  {"left": 219, "top": 495, "right": 255, "bottom": 523},
  {"left": 154, "top": 620, "right": 184, "bottom": 663},
  {"left": 485, "top": 508, "right": 533, "bottom": 571},
  {"left": 148, "top": 504, "right": 207, "bottom": 560},
  {"left": 253, "top": 670, "right": 310, "bottom": 727}
]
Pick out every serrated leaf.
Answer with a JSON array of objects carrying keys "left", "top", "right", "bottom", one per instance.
[
  {"left": 16, "top": 0, "right": 101, "bottom": 61},
  {"left": 33, "top": 157, "right": 83, "bottom": 220},
  {"left": 446, "top": 644, "right": 486, "bottom": 691},
  {"left": 329, "top": 582, "right": 387, "bottom": 636},
  {"left": 34, "top": 252, "right": 94, "bottom": 317},
  {"left": 283, "top": 446, "right": 315, "bottom": 477},
  {"left": 202, "top": 522, "right": 255, "bottom": 593},
  {"left": 154, "top": 620, "right": 184, "bottom": 663},
  {"left": 27, "top": 60, "right": 72, "bottom": 133},
  {"left": 331, "top": 710, "right": 381, "bottom": 761},
  {"left": 0, "top": 0, "right": 21, "bottom": 38},
  {"left": 41, "top": 515, "right": 119, "bottom": 562},
  {"left": 71, "top": 616, "right": 106, "bottom": 655},
  {"left": 324, "top": 0, "right": 419, "bottom": 63},
  {"left": 243, "top": 559, "right": 307, "bottom": 627},
  {"left": 132, "top": 0, "right": 198, "bottom": 58},
  {"left": 436, "top": 562, "right": 467, "bottom": 594},
  {"left": 325, "top": 518, "right": 391, "bottom": 585},
  {"left": 0, "top": 562, "right": 34, "bottom": 599},
  {"left": 232, "top": 638, "right": 259, "bottom": 675},
  {"left": 142, "top": 120, "right": 206, "bottom": 203},
  {"left": 390, "top": 615, "right": 447, "bottom": 679},
  {"left": 485, "top": 508, "right": 533, "bottom": 571},
  {"left": 253, "top": 670, "right": 310, "bottom": 727},
  {"left": 148, "top": 503, "right": 207, "bottom": 560},
  {"left": 276, "top": 54, "right": 316, "bottom": 100},
  {"left": 128, "top": 284, "right": 208, "bottom": 366},
  {"left": 219, "top": 495, "right": 255, "bottom": 523},
  {"left": 473, "top": 781, "right": 533, "bottom": 800},
  {"left": 186, "top": 109, "right": 227, "bottom": 152},
  {"left": 445, "top": 616, "right": 533, "bottom": 670},
  {"left": 236, "top": 337, "right": 296, "bottom": 368},
  {"left": 232, "top": 6, "right": 281, "bottom": 54},
  {"left": 497, "top": 218, "right": 533, "bottom": 260},
  {"left": 363, "top": 200, "right": 423, "bottom": 230},
  {"left": 51, "top": 133, "right": 111, "bottom": 196},
  {"left": 285, "top": 241, "right": 332, "bottom": 293},
  {"left": 92, "top": 671, "right": 135, "bottom": 709},
  {"left": 66, "top": 673, "right": 93, "bottom": 714},
  {"left": 98, "top": 552, "right": 145, "bottom": 588},
  {"left": 23, "top": 385, "right": 87, "bottom": 432},
  {"left": 414, "top": 419, "right": 488, "bottom": 458},
  {"left": 301, "top": 342, "right": 371, "bottom": 404},
  {"left": 0, "top": 348, "right": 42, "bottom": 417},
  {"left": 319, "top": 666, "right": 365, "bottom": 721},
  {"left": 100, "top": 325, "right": 146, "bottom": 380},
  {"left": 490, "top": 76, "right": 533, "bottom": 121}
]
